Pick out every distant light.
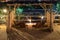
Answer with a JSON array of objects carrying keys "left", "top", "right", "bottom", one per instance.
[
  {"left": 25, "top": 23, "right": 36, "bottom": 29},
  {"left": 41, "top": 16, "right": 44, "bottom": 19},
  {"left": 3, "top": 9, "right": 7, "bottom": 13},
  {"left": 25, "top": 23, "right": 36, "bottom": 25},
  {"left": 28, "top": 19, "right": 31, "bottom": 22}
]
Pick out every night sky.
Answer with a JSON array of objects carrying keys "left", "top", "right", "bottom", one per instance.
[{"left": 16, "top": 4, "right": 57, "bottom": 15}]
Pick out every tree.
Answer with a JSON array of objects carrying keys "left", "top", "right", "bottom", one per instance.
[
  {"left": 16, "top": 7, "right": 24, "bottom": 14},
  {"left": 57, "top": 2, "right": 60, "bottom": 13}
]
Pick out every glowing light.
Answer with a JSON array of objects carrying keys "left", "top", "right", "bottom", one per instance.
[
  {"left": 25, "top": 23, "right": 36, "bottom": 29},
  {"left": 26, "top": 19, "right": 36, "bottom": 26},
  {"left": 25, "top": 23, "right": 36, "bottom": 25},
  {"left": 28, "top": 19, "right": 31, "bottom": 22},
  {"left": 41, "top": 16, "right": 44, "bottom": 19},
  {"left": 3, "top": 9, "right": 7, "bottom": 13}
]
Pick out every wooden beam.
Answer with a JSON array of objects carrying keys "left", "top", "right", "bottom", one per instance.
[{"left": 7, "top": 3, "right": 53, "bottom": 6}]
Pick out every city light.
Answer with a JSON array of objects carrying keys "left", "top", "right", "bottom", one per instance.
[
  {"left": 28, "top": 19, "right": 31, "bottom": 22},
  {"left": 41, "top": 16, "right": 44, "bottom": 19},
  {"left": 25, "top": 23, "right": 36, "bottom": 26},
  {"left": 26, "top": 19, "right": 36, "bottom": 26},
  {"left": 3, "top": 9, "right": 8, "bottom": 13}
]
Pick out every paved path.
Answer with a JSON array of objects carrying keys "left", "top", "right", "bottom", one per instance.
[
  {"left": 8, "top": 23, "right": 60, "bottom": 40},
  {"left": 0, "top": 24, "right": 7, "bottom": 40},
  {"left": 53, "top": 24, "right": 60, "bottom": 32}
]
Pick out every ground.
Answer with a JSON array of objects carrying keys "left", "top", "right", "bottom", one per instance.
[
  {"left": 0, "top": 24, "right": 7, "bottom": 40},
  {"left": 7, "top": 23, "right": 60, "bottom": 40},
  {"left": 0, "top": 23, "right": 60, "bottom": 40}
]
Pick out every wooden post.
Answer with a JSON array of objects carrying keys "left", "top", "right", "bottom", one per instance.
[
  {"left": 7, "top": 6, "right": 11, "bottom": 32},
  {"left": 7, "top": 4, "right": 16, "bottom": 31},
  {"left": 46, "top": 11, "right": 50, "bottom": 27}
]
